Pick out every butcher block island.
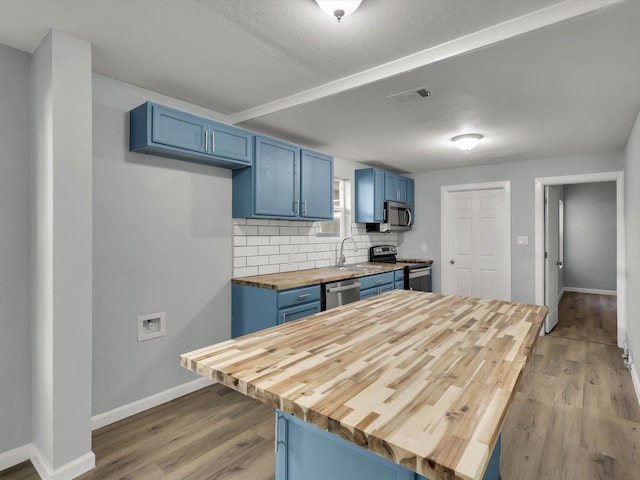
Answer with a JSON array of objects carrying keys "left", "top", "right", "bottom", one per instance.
[{"left": 181, "top": 290, "right": 546, "bottom": 480}]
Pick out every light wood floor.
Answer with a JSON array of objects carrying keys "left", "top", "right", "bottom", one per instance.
[{"left": 2, "top": 292, "right": 638, "bottom": 480}]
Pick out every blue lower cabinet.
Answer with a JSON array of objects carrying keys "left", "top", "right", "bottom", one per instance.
[
  {"left": 360, "top": 271, "right": 394, "bottom": 299},
  {"left": 275, "top": 411, "right": 501, "bottom": 480},
  {"left": 232, "top": 283, "right": 321, "bottom": 337}
]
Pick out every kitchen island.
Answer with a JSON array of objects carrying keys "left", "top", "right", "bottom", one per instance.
[{"left": 181, "top": 290, "right": 546, "bottom": 480}]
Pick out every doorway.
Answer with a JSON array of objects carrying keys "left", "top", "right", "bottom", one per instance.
[
  {"left": 534, "top": 171, "right": 625, "bottom": 347},
  {"left": 441, "top": 181, "right": 511, "bottom": 301}
]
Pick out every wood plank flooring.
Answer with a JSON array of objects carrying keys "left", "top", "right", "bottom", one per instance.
[{"left": 2, "top": 292, "right": 638, "bottom": 480}]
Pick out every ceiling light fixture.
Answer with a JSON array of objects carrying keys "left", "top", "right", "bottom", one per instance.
[
  {"left": 452, "top": 133, "right": 483, "bottom": 151},
  {"left": 315, "top": 0, "right": 363, "bottom": 22}
]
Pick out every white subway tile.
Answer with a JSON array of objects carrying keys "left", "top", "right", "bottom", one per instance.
[
  {"left": 234, "top": 266, "right": 258, "bottom": 277},
  {"left": 279, "top": 263, "right": 298, "bottom": 273},
  {"left": 298, "top": 261, "right": 316, "bottom": 270},
  {"left": 258, "top": 245, "right": 280, "bottom": 255},
  {"left": 233, "top": 218, "right": 247, "bottom": 225},
  {"left": 246, "top": 219, "right": 271, "bottom": 226},
  {"left": 291, "top": 253, "right": 307, "bottom": 263},
  {"left": 307, "top": 252, "right": 323, "bottom": 261},
  {"left": 280, "top": 226, "right": 299, "bottom": 235},
  {"left": 290, "top": 235, "right": 308, "bottom": 244},
  {"left": 315, "top": 259, "right": 331, "bottom": 268},
  {"left": 269, "top": 219, "right": 291, "bottom": 226},
  {"left": 323, "top": 251, "right": 336, "bottom": 260},
  {"left": 258, "top": 264, "right": 280, "bottom": 275},
  {"left": 234, "top": 257, "right": 247, "bottom": 268},
  {"left": 280, "top": 244, "right": 300, "bottom": 254},
  {"left": 247, "top": 236, "right": 271, "bottom": 246},
  {"left": 299, "top": 244, "right": 316, "bottom": 253},
  {"left": 270, "top": 236, "right": 291, "bottom": 245},
  {"left": 258, "top": 226, "right": 280, "bottom": 236},
  {"left": 269, "top": 254, "right": 289, "bottom": 264},
  {"left": 234, "top": 246, "right": 258, "bottom": 257},
  {"left": 234, "top": 236, "right": 247, "bottom": 247},
  {"left": 246, "top": 256, "right": 270, "bottom": 267},
  {"left": 234, "top": 225, "right": 257, "bottom": 236}
]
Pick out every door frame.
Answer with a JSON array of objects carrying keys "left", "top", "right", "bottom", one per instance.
[
  {"left": 534, "top": 171, "right": 625, "bottom": 346},
  {"left": 441, "top": 181, "right": 512, "bottom": 300}
]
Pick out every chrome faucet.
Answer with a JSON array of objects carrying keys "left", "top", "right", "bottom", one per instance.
[{"left": 338, "top": 236, "right": 358, "bottom": 266}]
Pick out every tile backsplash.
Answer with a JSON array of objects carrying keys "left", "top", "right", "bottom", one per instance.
[{"left": 233, "top": 219, "right": 398, "bottom": 277}]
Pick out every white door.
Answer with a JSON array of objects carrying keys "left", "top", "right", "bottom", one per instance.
[
  {"left": 544, "top": 186, "right": 561, "bottom": 333},
  {"left": 443, "top": 186, "right": 510, "bottom": 300}
]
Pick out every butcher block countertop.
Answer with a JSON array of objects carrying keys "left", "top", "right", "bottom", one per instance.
[
  {"left": 181, "top": 290, "right": 546, "bottom": 480},
  {"left": 232, "top": 262, "right": 404, "bottom": 290}
]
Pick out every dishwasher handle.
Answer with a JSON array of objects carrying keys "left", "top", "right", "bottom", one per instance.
[{"left": 326, "top": 281, "right": 361, "bottom": 294}]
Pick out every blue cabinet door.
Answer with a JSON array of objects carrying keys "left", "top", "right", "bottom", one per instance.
[
  {"left": 151, "top": 104, "right": 207, "bottom": 154},
  {"left": 300, "top": 149, "right": 333, "bottom": 220},
  {"left": 254, "top": 136, "right": 299, "bottom": 217},
  {"left": 355, "top": 168, "right": 385, "bottom": 223},
  {"left": 279, "top": 301, "right": 321, "bottom": 324},
  {"left": 407, "top": 178, "right": 415, "bottom": 216},
  {"left": 397, "top": 176, "right": 408, "bottom": 203},
  {"left": 384, "top": 172, "right": 398, "bottom": 201},
  {"left": 207, "top": 121, "right": 253, "bottom": 165}
]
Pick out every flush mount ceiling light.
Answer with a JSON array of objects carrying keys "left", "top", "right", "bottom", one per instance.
[
  {"left": 315, "top": 0, "right": 363, "bottom": 22},
  {"left": 452, "top": 133, "right": 483, "bottom": 151}
]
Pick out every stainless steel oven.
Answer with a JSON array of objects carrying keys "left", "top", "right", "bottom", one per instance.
[{"left": 369, "top": 245, "right": 432, "bottom": 292}]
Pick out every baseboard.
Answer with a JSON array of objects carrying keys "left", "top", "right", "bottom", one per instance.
[
  {"left": 631, "top": 362, "right": 640, "bottom": 407},
  {"left": 31, "top": 444, "right": 95, "bottom": 480},
  {"left": 0, "top": 443, "right": 31, "bottom": 472},
  {"left": 91, "top": 377, "right": 214, "bottom": 430},
  {"left": 563, "top": 287, "right": 617, "bottom": 296}
]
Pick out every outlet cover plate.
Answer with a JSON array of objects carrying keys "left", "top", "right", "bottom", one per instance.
[{"left": 137, "top": 312, "right": 166, "bottom": 341}]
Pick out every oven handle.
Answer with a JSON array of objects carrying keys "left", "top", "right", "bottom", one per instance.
[{"left": 408, "top": 267, "right": 431, "bottom": 279}]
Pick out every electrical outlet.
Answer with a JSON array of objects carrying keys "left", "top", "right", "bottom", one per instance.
[
  {"left": 421, "top": 243, "right": 428, "bottom": 252},
  {"left": 517, "top": 236, "right": 529, "bottom": 246},
  {"left": 137, "top": 312, "right": 166, "bottom": 341}
]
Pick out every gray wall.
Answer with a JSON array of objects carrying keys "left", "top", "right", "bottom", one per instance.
[
  {"left": 92, "top": 75, "right": 234, "bottom": 415},
  {"left": 0, "top": 44, "right": 31, "bottom": 453},
  {"left": 625, "top": 109, "right": 640, "bottom": 375},
  {"left": 401, "top": 151, "right": 624, "bottom": 304},
  {"left": 563, "top": 182, "right": 617, "bottom": 291}
]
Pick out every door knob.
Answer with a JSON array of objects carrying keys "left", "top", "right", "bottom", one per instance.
[
  {"left": 450, "top": 259, "right": 455, "bottom": 264},
  {"left": 556, "top": 261, "right": 563, "bottom": 266}
]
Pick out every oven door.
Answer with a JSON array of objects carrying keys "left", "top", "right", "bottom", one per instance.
[{"left": 407, "top": 266, "right": 431, "bottom": 292}]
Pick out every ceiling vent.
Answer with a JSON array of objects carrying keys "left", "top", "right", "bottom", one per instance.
[{"left": 387, "top": 87, "right": 432, "bottom": 105}]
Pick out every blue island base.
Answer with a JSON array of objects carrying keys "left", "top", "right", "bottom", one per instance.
[{"left": 275, "top": 411, "right": 500, "bottom": 480}]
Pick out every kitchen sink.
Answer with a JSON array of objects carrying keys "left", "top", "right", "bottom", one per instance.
[{"left": 330, "top": 264, "right": 383, "bottom": 272}]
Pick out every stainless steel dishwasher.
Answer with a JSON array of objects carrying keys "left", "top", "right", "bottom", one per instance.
[{"left": 323, "top": 278, "right": 361, "bottom": 310}]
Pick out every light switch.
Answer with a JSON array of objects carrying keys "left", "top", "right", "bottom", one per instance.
[{"left": 516, "top": 236, "right": 529, "bottom": 246}]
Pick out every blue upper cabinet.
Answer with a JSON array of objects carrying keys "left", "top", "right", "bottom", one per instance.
[
  {"left": 300, "top": 149, "right": 333, "bottom": 220},
  {"left": 355, "top": 168, "right": 385, "bottom": 223},
  {"left": 385, "top": 172, "right": 407, "bottom": 203},
  {"left": 233, "top": 136, "right": 333, "bottom": 220},
  {"left": 254, "top": 136, "right": 299, "bottom": 217},
  {"left": 356, "top": 168, "right": 414, "bottom": 224},
  {"left": 130, "top": 102, "right": 253, "bottom": 169}
]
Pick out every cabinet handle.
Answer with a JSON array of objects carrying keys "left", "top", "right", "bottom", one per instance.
[
  {"left": 375, "top": 280, "right": 384, "bottom": 284},
  {"left": 294, "top": 200, "right": 299, "bottom": 215},
  {"left": 211, "top": 131, "right": 215, "bottom": 152},
  {"left": 204, "top": 130, "right": 208, "bottom": 152},
  {"left": 281, "top": 312, "right": 286, "bottom": 324},
  {"left": 302, "top": 200, "right": 307, "bottom": 215},
  {"left": 297, "top": 293, "right": 311, "bottom": 299}
]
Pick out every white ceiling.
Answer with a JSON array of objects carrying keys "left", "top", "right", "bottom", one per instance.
[{"left": 0, "top": 0, "right": 638, "bottom": 173}]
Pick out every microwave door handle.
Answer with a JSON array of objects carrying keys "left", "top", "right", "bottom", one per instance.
[{"left": 406, "top": 209, "right": 412, "bottom": 226}]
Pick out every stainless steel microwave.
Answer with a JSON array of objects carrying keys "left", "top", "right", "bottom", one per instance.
[{"left": 366, "top": 201, "right": 413, "bottom": 232}]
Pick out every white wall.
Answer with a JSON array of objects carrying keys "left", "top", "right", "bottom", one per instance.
[
  {"left": 402, "top": 152, "right": 624, "bottom": 303},
  {"left": 31, "top": 30, "right": 94, "bottom": 474},
  {"left": 92, "top": 75, "right": 234, "bottom": 415},
  {"left": 563, "top": 182, "right": 617, "bottom": 291},
  {"left": 0, "top": 43, "right": 31, "bottom": 455},
  {"left": 625, "top": 109, "right": 640, "bottom": 385}
]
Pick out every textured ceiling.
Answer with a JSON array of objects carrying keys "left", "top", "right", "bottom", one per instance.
[{"left": 0, "top": 0, "right": 637, "bottom": 172}]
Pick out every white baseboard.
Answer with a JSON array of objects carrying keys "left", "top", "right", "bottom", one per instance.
[
  {"left": 631, "top": 362, "right": 640, "bottom": 407},
  {"left": 31, "top": 444, "right": 94, "bottom": 480},
  {"left": 0, "top": 443, "right": 31, "bottom": 472},
  {"left": 563, "top": 287, "right": 617, "bottom": 296},
  {"left": 91, "top": 377, "right": 214, "bottom": 430}
]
